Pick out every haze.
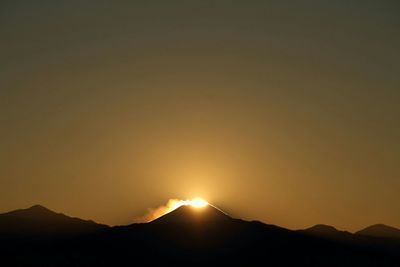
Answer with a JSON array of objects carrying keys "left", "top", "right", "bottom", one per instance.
[{"left": 0, "top": 0, "right": 399, "bottom": 231}]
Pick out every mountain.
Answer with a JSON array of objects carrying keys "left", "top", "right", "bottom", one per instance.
[
  {"left": 151, "top": 204, "right": 231, "bottom": 224},
  {"left": 0, "top": 205, "right": 107, "bottom": 239},
  {"left": 80, "top": 207, "right": 399, "bottom": 266},
  {"left": 1, "top": 204, "right": 400, "bottom": 266},
  {"left": 304, "top": 224, "right": 342, "bottom": 235},
  {"left": 301, "top": 224, "right": 353, "bottom": 240},
  {"left": 86, "top": 206, "right": 309, "bottom": 266},
  {"left": 356, "top": 224, "right": 400, "bottom": 239}
]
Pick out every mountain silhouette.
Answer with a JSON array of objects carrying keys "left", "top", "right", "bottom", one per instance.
[
  {"left": 356, "top": 224, "right": 400, "bottom": 239},
  {"left": 304, "top": 224, "right": 341, "bottom": 234},
  {"left": 0, "top": 205, "right": 107, "bottom": 239},
  {"left": 1, "top": 204, "right": 400, "bottom": 266},
  {"left": 151, "top": 204, "right": 231, "bottom": 224},
  {"left": 301, "top": 224, "right": 353, "bottom": 239}
]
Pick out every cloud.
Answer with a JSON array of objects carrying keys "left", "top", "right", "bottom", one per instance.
[
  {"left": 136, "top": 198, "right": 209, "bottom": 222},
  {"left": 137, "top": 199, "right": 186, "bottom": 222}
]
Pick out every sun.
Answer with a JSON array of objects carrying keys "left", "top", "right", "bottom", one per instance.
[
  {"left": 187, "top": 198, "right": 209, "bottom": 208},
  {"left": 142, "top": 198, "right": 211, "bottom": 222}
]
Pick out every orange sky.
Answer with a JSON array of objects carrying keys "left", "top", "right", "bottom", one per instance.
[{"left": 0, "top": 1, "right": 399, "bottom": 231}]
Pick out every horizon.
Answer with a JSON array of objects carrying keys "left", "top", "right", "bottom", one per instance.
[
  {"left": 1, "top": 0, "right": 399, "bottom": 234},
  {"left": 1, "top": 200, "right": 398, "bottom": 233}
]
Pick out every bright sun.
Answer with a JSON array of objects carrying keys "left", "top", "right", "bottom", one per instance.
[
  {"left": 187, "top": 198, "right": 209, "bottom": 208},
  {"left": 144, "top": 198, "right": 210, "bottom": 222}
]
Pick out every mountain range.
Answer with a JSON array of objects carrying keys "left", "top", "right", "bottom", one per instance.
[{"left": 1, "top": 204, "right": 399, "bottom": 266}]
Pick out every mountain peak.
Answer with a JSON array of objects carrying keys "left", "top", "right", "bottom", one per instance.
[
  {"left": 0, "top": 205, "right": 107, "bottom": 239},
  {"left": 152, "top": 204, "right": 231, "bottom": 224},
  {"left": 306, "top": 224, "right": 339, "bottom": 233},
  {"left": 4, "top": 204, "right": 61, "bottom": 219},
  {"left": 27, "top": 204, "right": 53, "bottom": 213},
  {"left": 356, "top": 224, "right": 400, "bottom": 238},
  {"left": 29, "top": 204, "right": 47, "bottom": 209},
  {"left": 301, "top": 224, "right": 353, "bottom": 240}
]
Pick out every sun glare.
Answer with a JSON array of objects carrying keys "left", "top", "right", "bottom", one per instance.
[
  {"left": 144, "top": 198, "right": 210, "bottom": 222},
  {"left": 188, "top": 198, "right": 209, "bottom": 208}
]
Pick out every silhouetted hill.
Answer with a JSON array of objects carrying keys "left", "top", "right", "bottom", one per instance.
[
  {"left": 151, "top": 204, "right": 231, "bottom": 224},
  {"left": 356, "top": 224, "right": 400, "bottom": 239},
  {"left": 301, "top": 224, "right": 353, "bottom": 240},
  {"left": 0, "top": 205, "right": 107, "bottom": 239},
  {"left": 304, "top": 224, "right": 341, "bottom": 234},
  {"left": 75, "top": 206, "right": 399, "bottom": 266},
  {"left": 1, "top": 205, "right": 400, "bottom": 266}
]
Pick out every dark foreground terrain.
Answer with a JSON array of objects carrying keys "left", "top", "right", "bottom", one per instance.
[{"left": 1, "top": 205, "right": 399, "bottom": 266}]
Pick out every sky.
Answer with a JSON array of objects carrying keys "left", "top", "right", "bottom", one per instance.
[{"left": 0, "top": 0, "right": 399, "bottom": 231}]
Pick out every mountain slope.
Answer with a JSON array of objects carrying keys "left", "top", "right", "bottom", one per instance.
[
  {"left": 85, "top": 207, "right": 399, "bottom": 266},
  {"left": 0, "top": 205, "right": 107, "bottom": 239},
  {"left": 356, "top": 224, "right": 400, "bottom": 239},
  {"left": 151, "top": 204, "right": 231, "bottom": 224},
  {"left": 0, "top": 205, "right": 400, "bottom": 266},
  {"left": 300, "top": 224, "right": 353, "bottom": 239}
]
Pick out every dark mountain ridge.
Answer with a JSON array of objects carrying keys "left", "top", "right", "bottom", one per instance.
[
  {"left": 300, "top": 224, "right": 353, "bottom": 240},
  {"left": 356, "top": 224, "right": 400, "bottom": 239},
  {"left": 0, "top": 204, "right": 399, "bottom": 266},
  {"left": 0, "top": 205, "right": 108, "bottom": 239},
  {"left": 151, "top": 204, "right": 231, "bottom": 224}
]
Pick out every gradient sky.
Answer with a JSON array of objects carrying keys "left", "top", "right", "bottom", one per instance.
[{"left": 1, "top": 0, "right": 399, "bottom": 231}]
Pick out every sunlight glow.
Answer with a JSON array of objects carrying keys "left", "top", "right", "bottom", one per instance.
[
  {"left": 142, "top": 198, "right": 209, "bottom": 222},
  {"left": 187, "top": 198, "right": 209, "bottom": 208}
]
